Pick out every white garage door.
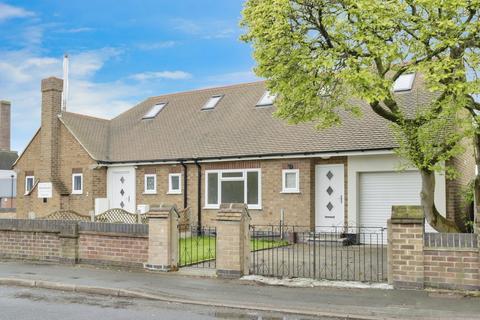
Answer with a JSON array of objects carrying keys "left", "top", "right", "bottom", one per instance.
[{"left": 359, "top": 171, "right": 436, "bottom": 238}]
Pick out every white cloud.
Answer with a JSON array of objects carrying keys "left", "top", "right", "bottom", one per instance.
[
  {"left": 0, "top": 48, "right": 150, "bottom": 152},
  {"left": 59, "top": 27, "right": 94, "bottom": 33},
  {"left": 205, "top": 70, "right": 260, "bottom": 85},
  {"left": 0, "top": 3, "right": 34, "bottom": 22},
  {"left": 171, "top": 18, "right": 237, "bottom": 39},
  {"left": 68, "top": 48, "right": 122, "bottom": 79},
  {"left": 136, "top": 41, "right": 177, "bottom": 51},
  {"left": 129, "top": 71, "right": 192, "bottom": 81}
]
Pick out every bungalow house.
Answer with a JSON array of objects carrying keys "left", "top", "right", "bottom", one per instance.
[{"left": 12, "top": 75, "right": 474, "bottom": 231}]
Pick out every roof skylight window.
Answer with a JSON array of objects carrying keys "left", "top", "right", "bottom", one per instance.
[
  {"left": 256, "top": 91, "right": 277, "bottom": 107},
  {"left": 143, "top": 103, "right": 167, "bottom": 119},
  {"left": 202, "top": 95, "right": 223, "bottom": 110},
  {"left": 393, "top": 73, "right": 416, "bottom": 92}
]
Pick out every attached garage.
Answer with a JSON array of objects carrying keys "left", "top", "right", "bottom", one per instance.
[{"left": 359, "top": 170, "right": 436, "bottom": 240}]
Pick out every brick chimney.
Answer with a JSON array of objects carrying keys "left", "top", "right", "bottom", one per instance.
[
  {"left": 40, "top": 77, "right": 63, "bottom": 184},
  {"left": 0, "top": 101, "right": 11, "bottom": 151}
]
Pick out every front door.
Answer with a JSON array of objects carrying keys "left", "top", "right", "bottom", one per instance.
[
  {"left": 315, "top": 164, "right": 344, "bottom": 232},
  {"left": 107, "top": 166, "right": 136, "bottom": 213}
]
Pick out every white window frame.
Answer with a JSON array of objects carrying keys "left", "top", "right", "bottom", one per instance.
[
  {"left": 144, "top": 174, "right": 157, "bottom": 194},
  {"left": 71, "top": 173, "right": 83, "bottom": 195},
  {"left": 25, "top": 176, "right": 34, "bottom": 195},
  {"left": 281, "top": 169, "right": 300, "bottom": 193},
  {"left": 205, "top": 169, "right": 262, "bottom": 210},
  {"left": 168, "top": 173, "right": 182, "bottom": 194}
]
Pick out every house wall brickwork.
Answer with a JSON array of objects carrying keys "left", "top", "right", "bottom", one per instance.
[
  {"left": 200, "top": 159, "right": 313, "bottom": 227},
  {"left": 15, "top": 124, "right": 102, "bottom": 218},
  {"left": 445, "top": 138, "right": 476, "bottom": 225},
  {"left": 135, "top": 164, "right": 185, "bottom": 210}
]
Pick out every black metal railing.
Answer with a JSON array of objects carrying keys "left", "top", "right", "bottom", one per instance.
[
  {"left": 178, "top": 224, "right": 216, "bottom": 268},
  {"left": 250, "top": 225, "right": 387, "bottom": 282}
]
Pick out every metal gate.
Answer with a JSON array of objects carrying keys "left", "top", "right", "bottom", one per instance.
[
  {"left": 250, "top": 225, "right": 387, "bottom": 282},
  {"left": 178, "top": 224, "right": 216, "bottom": 268}
]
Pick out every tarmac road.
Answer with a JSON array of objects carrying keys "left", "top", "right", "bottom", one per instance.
[{"left": 0, "top": 286, "right": 324, "bottom": 320}]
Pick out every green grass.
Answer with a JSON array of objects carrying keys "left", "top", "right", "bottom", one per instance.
[{"left": 179, "top": 236, "right": 289, "bottom": 266}]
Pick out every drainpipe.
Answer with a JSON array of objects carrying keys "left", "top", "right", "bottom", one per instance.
[
  {"left": 195, "top": 160, "right": 202, "bottom": 228},
  {"left": 10, "top": 174, "right": 13, "bottom": 209},
  {"left": 180, "top": 161, "right": 187, "bottom": 209}
]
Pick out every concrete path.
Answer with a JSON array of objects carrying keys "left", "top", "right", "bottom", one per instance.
[{"left": 0, "top": 261, "right": 478, "bottom": 320}]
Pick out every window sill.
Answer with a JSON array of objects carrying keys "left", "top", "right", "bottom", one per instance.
[
  {"left": 143, "top": 192, "right": 157, "bottom": 195},
  {"left": 280, "top": 190, "right": 301, "bottom": 194},
  {"left": 71, "top": 192, "right": 83, "bottom": 195},
  {"left": 167, "top": 191, "right": 182, "bottom": 195},
  {"left": 203, "top": 206, "right": 262, "bottom": 210}
]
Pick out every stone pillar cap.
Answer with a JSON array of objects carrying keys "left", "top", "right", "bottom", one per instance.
[
  {"left": 0, "top": 100, "right": 11, "bottom": 105},
  {"left": 41, "top": 77, "right": 63, "bottom": 92},
  {"left": 391, "top": 205, "right": 424, "bottom": 223},
  {"left": 217, "top": 203, "right": 250, "bottom": 221},
  {"left": 148, "top": 203, "right": 179, "bottom": 218}
]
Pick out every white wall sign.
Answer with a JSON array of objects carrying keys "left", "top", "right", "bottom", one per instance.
[{"left": 37, "top": 182, "right": 53, "bottom": 198}]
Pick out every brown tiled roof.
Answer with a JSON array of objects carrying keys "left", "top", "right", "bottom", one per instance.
[{"left": 60, "top": 77, "right": 433, "bottom": 163}]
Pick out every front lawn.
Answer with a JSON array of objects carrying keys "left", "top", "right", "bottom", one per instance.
[{"left": 179, "top": 236, "right": 289, "bottom": 266}]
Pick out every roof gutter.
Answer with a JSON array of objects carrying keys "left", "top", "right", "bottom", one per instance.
[{"left": 96, "top": 148, "right": 395, "bottom": 167}]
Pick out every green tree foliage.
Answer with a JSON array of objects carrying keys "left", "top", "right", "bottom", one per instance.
[{"left": 241, "top": 0, "right": 480, "bottom": 232}]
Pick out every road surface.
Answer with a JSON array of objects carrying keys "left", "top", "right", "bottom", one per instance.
[{"left": 0, "top": 286, "right": 324, "bottom": 320}]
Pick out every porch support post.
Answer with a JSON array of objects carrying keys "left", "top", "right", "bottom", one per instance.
[
  {"left": 144, "top": 204, "right": 179, "bottom": 271},
  {"left": 216, "top": 203, "right": 251, "bottom": 278},
  {"left": 388, "top": 205, "right": 425, "bottom": 289}
]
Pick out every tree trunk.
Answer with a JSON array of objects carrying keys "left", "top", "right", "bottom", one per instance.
[{"left": 420, "top": 170, "right": 461, "bottom": 233}]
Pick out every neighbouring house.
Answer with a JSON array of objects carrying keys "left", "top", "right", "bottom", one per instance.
[
  {"left": 0, "top": 101, "right": 17, "bottom": 209},
  {"left": 13, "top": 75, "right": 474, "bottom": 234}
]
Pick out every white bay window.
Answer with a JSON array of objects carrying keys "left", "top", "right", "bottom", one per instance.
[{"left": 205, "top": 169, "right": 261, "bottom": 209}]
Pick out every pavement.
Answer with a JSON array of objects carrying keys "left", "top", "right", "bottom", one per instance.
[{"left": 0, "top": 261, "right": 479, "bottom": 320}]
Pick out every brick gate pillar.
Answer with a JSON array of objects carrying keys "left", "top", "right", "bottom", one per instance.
[
  {"left": 388, "top": 205, "right": 425, "bottom": 289},
  {"left": 144, "top": 204, "right": 179, "bottom": 271},
  {"left": 216, "top": 203, "right": 251, "bottom": 278},
  {"left": 59, "top": 222, "right": 79, "bottom": 264}
]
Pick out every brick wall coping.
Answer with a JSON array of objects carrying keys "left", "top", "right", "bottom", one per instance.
[
  {"left": 0, "top": 219, "right": 77, "bottom": 234},
  {"left": 424, "top": 247, "right": 478, "bottom": 253},
  {"left": 78, "top": 222, "right": 148, "bottom": 236},
  {"left": 424, "top": 232, "right": 477, "bottom": 249},
  {"left": 79, "top": 230, "right": 148, "bottom": 238},
  {"left": 0, "top": 219, "right": 148, "bottom": 237}
]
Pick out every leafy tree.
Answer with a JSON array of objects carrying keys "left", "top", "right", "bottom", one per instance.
[{"left": 241, "top": 0, "right": 480, "bottom": 232}]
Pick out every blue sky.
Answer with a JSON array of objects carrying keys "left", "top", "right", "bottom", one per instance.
[{"left": 0, "top": 1, "right": 258, "bottom": 152}]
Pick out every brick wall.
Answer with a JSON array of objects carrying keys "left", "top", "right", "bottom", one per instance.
[
  {"left": 0, "top": 219, "right": 148, "bottom": 268},
  {"left": 78, "top": 233, "right": 148, "bottom": 268},
  {"left": 389, "top": 206, "right": 480, "bottom": 291},
  {"left": 424, "top": 249, "right": 479, "bottom": 290},
  {"left": 0, "top": 230, "right": 60, "bottom": 262}
]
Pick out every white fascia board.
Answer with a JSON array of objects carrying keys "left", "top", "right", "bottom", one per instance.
[{"left": 99, "top": 149, "right": 395, "bottom": 167}]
